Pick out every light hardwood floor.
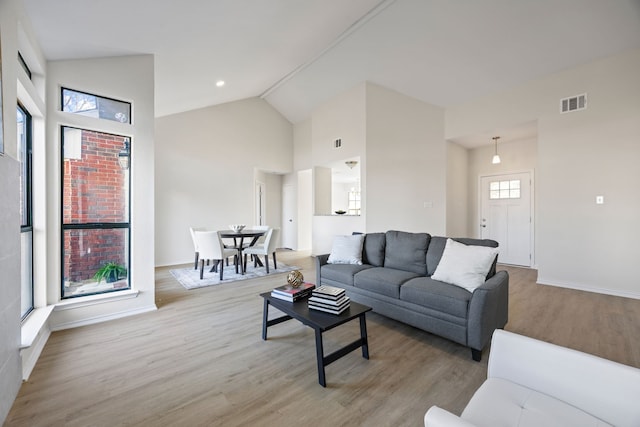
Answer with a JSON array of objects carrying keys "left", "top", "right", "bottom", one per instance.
[{"left": 5, "top": 251, "right": 640, "bottom": 426}]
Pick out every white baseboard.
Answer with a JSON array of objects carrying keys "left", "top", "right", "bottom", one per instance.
[{"left": 537, "top": 276, "right": 640, "bottom": 300}]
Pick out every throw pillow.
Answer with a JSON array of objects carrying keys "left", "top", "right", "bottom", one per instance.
[
  {"left": 327, "top": 234, "right": 365, "bottom": 265},
  {"left": 431, "top": 238, "right": 499, "bottom": 292}
]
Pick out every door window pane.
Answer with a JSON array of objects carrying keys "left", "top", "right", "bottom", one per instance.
[{"left": 489, "top": 179, "right": 522, "bottom": 200}]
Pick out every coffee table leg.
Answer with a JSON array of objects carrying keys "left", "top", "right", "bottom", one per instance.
[
  {"left": 262, "top": 299, "right": 269, "bottom": 340},
  {"left": 360, "top": 314, "right": 369, "bottom": 359},
  {"left": 314, "top": 329, "right": 326, "bottom": 387}
]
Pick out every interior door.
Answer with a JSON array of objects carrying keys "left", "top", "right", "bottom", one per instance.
[
  {"left": 255, "top": 181, "right": 265, "bottom": 226},
  {"left": 282, "top": 184, "right": 296, "bottom": 249},
  {"left": 480, "top": 172, "right": 532, "bottom": 267}
]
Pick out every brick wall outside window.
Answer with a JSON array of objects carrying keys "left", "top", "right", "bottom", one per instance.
[{"left": 63, "top": 130, "right": 128, "bottom": 283}]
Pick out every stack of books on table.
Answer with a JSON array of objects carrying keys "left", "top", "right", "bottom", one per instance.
[
  {"left": 308, "top": 285, "right": 350, "bottom": 315},
  {"left": 270, "top": 282, "right": 315, "bottom": 302}
]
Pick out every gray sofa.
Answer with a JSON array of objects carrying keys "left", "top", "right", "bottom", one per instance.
[{"left": 315, "top": 230, "right": 509, "bottom": 361}]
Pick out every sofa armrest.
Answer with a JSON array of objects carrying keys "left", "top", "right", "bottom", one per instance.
[
  {"left": 424, "top": 406, "right": 478, "bottom": 427},
  {"left": 487, "top": 330, "right": 640, "bottom": 427},
  {"left": 466, "top": 270, "right": 509, "bottom": 352},
  {"left": 315, "top": 254, "right": 330, "bottom": 285}
]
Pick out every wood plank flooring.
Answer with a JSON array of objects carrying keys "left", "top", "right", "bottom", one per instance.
[{"left": 5, "top": 251, "right": 640, "bottom": 426}]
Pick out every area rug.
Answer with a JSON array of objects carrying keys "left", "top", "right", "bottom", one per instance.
[{"left": 171, "top": 260, "right": 300, "bottom": 290}]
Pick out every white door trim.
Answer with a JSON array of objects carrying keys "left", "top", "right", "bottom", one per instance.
[
  {"left": 255, "top": 180, "right": 266, "bottom": 226},
  {"left": 478, "top": 169, "right": 535, "bottom": 268}
]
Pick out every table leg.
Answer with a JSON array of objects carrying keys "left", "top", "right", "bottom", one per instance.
[
  {"left": 359, "top": 314, "right": 369, "bottom": 359},
  {"left": 314, "top": 329, "right": 327, "bottom": 387},
  {"left": 262, "top": 299, "right": 270, "bottom": 340}
]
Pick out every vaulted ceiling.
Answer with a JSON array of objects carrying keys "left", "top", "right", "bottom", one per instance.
[{"left": 24, "top": 0, "right": 640, "bottom": 145}]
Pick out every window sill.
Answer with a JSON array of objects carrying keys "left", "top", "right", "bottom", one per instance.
[
  {"left": 21, "top": 305, "right": 55, "bottom": 349},
  {"left": 55, "top": 289, "right": 140, "bottom": 311}
]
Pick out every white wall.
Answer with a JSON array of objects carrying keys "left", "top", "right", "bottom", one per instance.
[
  {"left": 291, "top": 120, "right": 313, "bottom": 250},
  {"left": 310, "top": 83, "right": 366, "bottom": 253},
  {"left": 0, "top": 0, "right": 36, "bottom": 420},
  {"left": 46, "top": 55, "right": 157, "bottom": 328},
  {"left": 154, "top": 97, "right": 292, "bottom": 266},
  {"left": 366, "top": 83, "right": 446, "bottom": 234},
  {"left": 446, "top": 141, "right": 468, "bottom": 237},
  {"left": 446, "top": 48, "right": 640, "bottom": 298},
  {"left": 257, "top": 170, "right": 283, "bottom": 247}
]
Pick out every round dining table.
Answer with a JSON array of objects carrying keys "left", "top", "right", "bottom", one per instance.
[{"left": 218, "top": 229, "right": 267, "bottom": 274}]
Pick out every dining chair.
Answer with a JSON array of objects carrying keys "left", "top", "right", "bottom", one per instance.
[
  {"left": 194, "top": 231, "right": 239, "bottom": 280},
  {"left": 243, "top": 228, "right": 279, "bottom": 273},
  {"left": 189, "top": 226, "right": 209, "bottom": 270}
]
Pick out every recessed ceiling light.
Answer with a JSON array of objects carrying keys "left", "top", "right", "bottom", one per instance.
[{"left": 216, "top": 80, "right": 225, "bottom": 87}]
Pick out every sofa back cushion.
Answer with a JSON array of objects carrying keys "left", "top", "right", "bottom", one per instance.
[
  {"left": 384, "top": 230, "right": 430, "bottom": 275},
  {"left": 362, "top": 232, "right": 386, "bottom": 267},
  {"left": 427, "top": 236, "right": 499, "bottom": 277}
]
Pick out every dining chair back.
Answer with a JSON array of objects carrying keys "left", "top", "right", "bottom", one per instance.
[
  {"left": 189, "top": 226, "right": 208, "bottom": 269},
  {"left": 194, "top": 231, "right": 239, "bottom": 280},
  {"left": 243, "top": 228, "right": 280, "bottom": 274},
  {"left": 252, "top": 225, "right": 270, "bottom": 245}
]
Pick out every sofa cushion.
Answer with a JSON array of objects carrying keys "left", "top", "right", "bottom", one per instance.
[
  {"left": 431, "top": 239, "right": 499, "bottom": 292},
  {"left": 462, "top": 377, "right": 612, "bottom": 427},
  {"left": 327, "top": 234, "right": 365, "bottom": 265},
  {"left": 427, "top": 236, "right": 499, "bottom": 277},
  {"left": 354, "top": 267, "right": 420, "bottom": 299},
  {"left": 384, "top": 230, "right": 430, "bottom": 275},
  {"left": 362, "top": 232, "right": 386, "bottom": 267},
  {"left": 320, "top": 263, "right": 374, "bottom": 286},
  {"left": 400, "top": 277, "right": 472, "bottom": 319}
]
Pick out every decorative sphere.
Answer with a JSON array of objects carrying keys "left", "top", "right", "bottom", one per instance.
[{"left": 287, "top": 270, "right": 304, "bottom": 288}]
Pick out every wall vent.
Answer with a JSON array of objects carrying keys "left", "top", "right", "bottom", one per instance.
[
  {"left": 334, "top": 138, "right": 342, "bottom": 148},
  {"left": 560, "top": 93, "right": 587, "bottom": 113}
]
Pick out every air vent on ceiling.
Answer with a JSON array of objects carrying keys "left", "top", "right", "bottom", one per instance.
[
  {"left": 334, "top": 138, "right": 342, "bottom": 149},
  {"left": 560, "top": 93, "right": 587, "bottom": 114}
]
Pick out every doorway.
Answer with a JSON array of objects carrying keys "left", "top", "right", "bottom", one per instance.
[{"left": 479, "top": 172, "right": 533, "bottom": 267}]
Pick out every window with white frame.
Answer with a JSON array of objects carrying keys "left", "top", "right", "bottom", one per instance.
[{"left": 489, "top": 180, "right": 521, "bottom": 199}]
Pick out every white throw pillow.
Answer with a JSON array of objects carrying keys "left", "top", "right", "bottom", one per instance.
[
  {"left": 327, "top": 234, "right": 365, "bottom": 265},
  {"left": 431, "top": 238, "right": 499, "bottom": 292}
]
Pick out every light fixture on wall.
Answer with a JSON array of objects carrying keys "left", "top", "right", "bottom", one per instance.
[
  {"left": 492, "top": 136, "right": 501, "bottom": 164},
  {"left": 118, "top": 138, "right": 130, "bottom": 170},
  {"left": 345, "top": 160, "right": 358, "bottom": 169}
]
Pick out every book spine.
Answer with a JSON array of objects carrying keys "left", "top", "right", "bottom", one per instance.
[
  {"left": 308, "top": 304, "right": 349, "bottom": 315},
  {"left": 271, "top": 290, "right": 312, "bottom": 302},
  {"left": 309, "top": 295, "right": 347, "bottom": 305}
]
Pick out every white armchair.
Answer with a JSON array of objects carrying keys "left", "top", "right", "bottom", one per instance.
[{"left": 425, "top": 329, "right": 640, "bottom": 427}]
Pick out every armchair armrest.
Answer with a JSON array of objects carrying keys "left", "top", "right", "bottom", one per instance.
[
  {"left": 424, "top": 406, "right": 478, "bottom": 427},
  {"left": 488, "top": 330, "right": 640, "bottom": 427},
  {"left": 315, "top": 254, "right": 330, "bottom": 285}
]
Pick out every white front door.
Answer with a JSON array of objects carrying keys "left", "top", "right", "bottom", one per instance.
[{"left": 480, "top": 172, "right": 532, "bottom": 267}]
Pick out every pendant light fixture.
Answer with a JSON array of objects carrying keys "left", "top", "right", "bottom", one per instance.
[{"left": 492, "top": 136, "right": 501, "bottom": 164}]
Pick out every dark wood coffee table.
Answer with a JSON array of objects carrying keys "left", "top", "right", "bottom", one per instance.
[{"left": 260, "top": 292, "right": 372, "bottom": 387}]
